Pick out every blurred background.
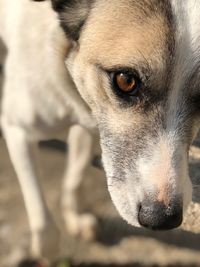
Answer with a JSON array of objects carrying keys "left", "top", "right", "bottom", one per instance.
[{"left": 1, "top": 39, "right": 200, "bottom": 267}]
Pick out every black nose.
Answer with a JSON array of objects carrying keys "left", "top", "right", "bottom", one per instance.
[{"left": 138, "top": 201, "right": 182, "bottom": 230}]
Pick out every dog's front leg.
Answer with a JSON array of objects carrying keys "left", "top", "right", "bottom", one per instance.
[
  {"left": 62, "top": 125, "right": 98, "bottom": 241},
  {"left": 2, "top": 120, "right": 59, "bottom": 260}
]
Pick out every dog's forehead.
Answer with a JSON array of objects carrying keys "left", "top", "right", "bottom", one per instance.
[{"left": 80, "top": 0, "right": 174, "bottom": 69}]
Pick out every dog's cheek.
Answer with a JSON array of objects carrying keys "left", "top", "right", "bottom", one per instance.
[{"left": 67, "top": 59, "right": 109, "bottom": 113}]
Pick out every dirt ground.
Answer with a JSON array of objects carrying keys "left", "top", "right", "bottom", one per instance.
[{"left": 1, "top": 42, "right": 200, "bottom": 267}]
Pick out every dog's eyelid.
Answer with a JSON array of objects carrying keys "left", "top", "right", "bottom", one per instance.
[
  {"left": 97, "top": 64, "right": 149, "bottom": 83},
  {"left": 102, "top": 66, "right": 139, "bottom": 76}
]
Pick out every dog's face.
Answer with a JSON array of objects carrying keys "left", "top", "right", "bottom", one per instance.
[{"left": 50, "top": 0, "right": 200, "bottom": 230}]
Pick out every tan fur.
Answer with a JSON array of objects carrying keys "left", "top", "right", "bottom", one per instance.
[
  {"left": 66, "top": 0, "right": 170, "bottom": 122},
  {"left": 80, "top": 0, "right": 168, "bottom": 69}
]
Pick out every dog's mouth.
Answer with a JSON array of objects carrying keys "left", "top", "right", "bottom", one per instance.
[
  {"left": 106, "top": 167, "right": 191, "bottom": 231},
  {"left": 109, "top": 188, "right": 184, "bottom": 230}
]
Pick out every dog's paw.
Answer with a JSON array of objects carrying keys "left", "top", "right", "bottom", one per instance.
[
  {"left": 31, "top": 222, "right": 60, "bottom": 261},
  {"left": 64, "top": 212, "right": 98, "bottom": 241}
]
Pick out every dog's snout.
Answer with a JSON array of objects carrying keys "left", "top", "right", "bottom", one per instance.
[{"left": 138, "top": 201, "right": 182, "bottom": 230}]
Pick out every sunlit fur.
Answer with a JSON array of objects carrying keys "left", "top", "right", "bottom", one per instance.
[{"left": 0, "top": 1, "right": 200, "bottom": 251}]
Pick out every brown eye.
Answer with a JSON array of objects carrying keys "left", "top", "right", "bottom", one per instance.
[{"left": 113, "top": 72, "right": 141, "bottom": 95}]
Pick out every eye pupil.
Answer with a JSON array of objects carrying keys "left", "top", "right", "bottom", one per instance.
[{"left": 116, "top": 73, "right": 138, "bottom": 93}]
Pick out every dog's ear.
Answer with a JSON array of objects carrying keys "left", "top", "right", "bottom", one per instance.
[
  {"left": 50, "top": 0, "right": 67, "bottom": 12},
  {"left": 32, "top": 0, "right": 92, "bottom": 41},
  {"left": 56, "top": 0, "right": 93, "bottom": 41}
]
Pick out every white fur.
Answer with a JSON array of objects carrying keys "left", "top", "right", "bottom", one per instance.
[{"left": 0, "top": 0, "right": 97, "bottom": 259}]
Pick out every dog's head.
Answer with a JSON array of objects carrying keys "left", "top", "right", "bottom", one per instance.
[{"left": 36, "top": 0, "right": 200, "bottom": 230}]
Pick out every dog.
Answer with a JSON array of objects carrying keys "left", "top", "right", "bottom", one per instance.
[{"left": 0, "top": 0, "right": 200, "bottom": 260}]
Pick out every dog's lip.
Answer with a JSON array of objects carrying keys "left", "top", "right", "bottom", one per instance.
[
  {"left": 120, "top": 202, "right": 141, "bottom": 227},
  {"left": 107, "top": 185, "right": 141, "bottom": 227},
  {"left": 125, "top": 215, "right": 141, "bottom": 227}
]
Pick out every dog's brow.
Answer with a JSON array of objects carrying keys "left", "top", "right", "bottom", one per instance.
[{"left": 98, "top": 63, "right": 152, "bottom": 81}]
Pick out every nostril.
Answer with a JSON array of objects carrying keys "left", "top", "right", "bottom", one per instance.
[{"left": 138, "top": 201, "right": 182, "bottom": 230}]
